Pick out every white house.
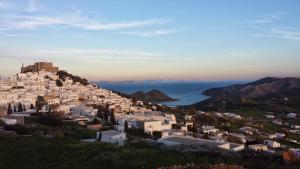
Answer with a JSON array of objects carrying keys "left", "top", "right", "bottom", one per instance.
[
  {"left": 114, "top": 125, "right": 125, "bottom": 132},
  {"left": 1, "top": 118, "right": 17, "bottom": 125},
  {"left": 265, "top": 115, "right": 275, "bottom": 119},
  {"left": 264, "top": 140, "right": 280, "bottom": 148},
  {"left": 201, "top": 125, "right": 219, "bottom": 134},
  {"left": 70, "top": 106, "right": 97, "bottom": 117},
  {"left": 98, "top": 130, "right": 126, "bottom": 145},
  {"left": 275, "top": 133, "right": 285, "bottom": 139},
  {"left": 158, "top": 136, "right": 244, "bottom": 152},
  {"left": 46, "top": 98, "right": 60, "bottom": 105},
  {"left": 286, "top": 113, "right": 296, "bottom": 119},
  {"left": 161, "top": 129, "right": 185, "bottom": 138},
  {"left": 136, "top": 120, "right": 172, "bottom": 135},
  {"left": 248, "top": 144, "right": 268, "bottom": 151}
]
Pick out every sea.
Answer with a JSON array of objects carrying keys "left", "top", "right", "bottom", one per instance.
[{"left": 96, "top": 81, "right": 243, "bottom": 107}]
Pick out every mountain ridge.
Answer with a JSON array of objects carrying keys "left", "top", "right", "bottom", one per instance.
[{"left": 192, "top": 77, "right": 300, "bottom": 112}]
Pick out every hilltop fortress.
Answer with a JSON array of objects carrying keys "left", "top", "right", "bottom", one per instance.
[{"left": 21, "top": 62, "right": 59, "bottom": 73}]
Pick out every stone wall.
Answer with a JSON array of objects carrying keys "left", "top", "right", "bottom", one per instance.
[{"left": 21, "top": 62, "right": 59, "bottom": 73}]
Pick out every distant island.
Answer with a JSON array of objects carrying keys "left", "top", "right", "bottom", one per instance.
[
  {"left": 192, "top": 77, "right": 300, "bottom": 112},
  {"left": 128, "top": 90, "right": 178, "bottom": 103}
]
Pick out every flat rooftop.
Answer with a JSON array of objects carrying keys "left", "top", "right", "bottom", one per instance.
[{"left": 161, "top": 137, "right": 225, "bottom": 146}]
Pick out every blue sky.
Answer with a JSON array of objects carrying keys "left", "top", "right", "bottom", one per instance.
[{"left": 0, "top": 0, "right": 299, "bottom": 81}]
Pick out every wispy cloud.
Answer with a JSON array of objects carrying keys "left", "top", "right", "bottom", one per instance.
[
  {"left": 118, "top": 29, "right": 176, "bottom": 37},
  {"left": 252, "top": 27, "right": 300, "bottom": 41},
  {"left": 75, "top": 19, "right": 170, "bottom": 31},
  {"left": 0, "top": 13, "right": 171, "bottom": 31},
  {"left": 35, "top": 48, "right": 166, "bottom": 62},
  {"left": 26, "top": 0, "right": 40, "bottom": 12},
  {"left": 0, "top": 1, "right": 175, "bottom": 38},
  {"left": 240, "top": 12, "right": 300, "bottom": 42},
  {"left": 0, "top": 0, "right": 10, "bottom": 9},
  {"left": 239, "top": 12, "right": 287, "bottom": 24}
]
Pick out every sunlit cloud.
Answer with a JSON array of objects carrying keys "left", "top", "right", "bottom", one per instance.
[{"left": 32, "top": 48, "right": 166, "bottom": 63}]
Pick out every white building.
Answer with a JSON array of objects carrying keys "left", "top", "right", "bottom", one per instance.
[
  {"left": 98, "top": 130, "right": 126, "bottom": 145},
  {"left": 158, "top": 136, "right": 244, "bottom": 152},
  {"left": 70, "top": 106, "right": 97, "bottom": 117},
  {"left": 264, "top": 140, "right": 280, "bottom": 148},
  {"left": 286, "top": 113, "right": 296, "bottom": 118},
  {"left": 114, "top": 125, "right": 125, "bottom": 132},
  {"left": 136, "top": 120, "right": 172, "bottom": 135},
  {"left": 201, "top": 125, "right": 219, "bottom": 134},
  {"left": 248, "top": 144, "right": 268, "bottom": 151},
  {"left": 1, "top": 118, "right": 17, "bottom": 125},
  {"left": 161, "top": 129, "right": 185, "bottom": 138}
]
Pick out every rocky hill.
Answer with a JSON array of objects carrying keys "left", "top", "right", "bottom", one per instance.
[
  {"left": 129, "top": 90, "right": 178, "bottom": 103},
  {"left": 192, "top": 77, "right": 300, "bottom": 112}
]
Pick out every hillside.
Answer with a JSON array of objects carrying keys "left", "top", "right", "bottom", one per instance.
[
  {"left": 57, "top": 70, "right": 89, "bottom": 86},
  {"left": 192, "top": 77, "right": 300, "bottom": 112},
  {"left": 129, "top": 90, "right": 178, "bottom": 103}
]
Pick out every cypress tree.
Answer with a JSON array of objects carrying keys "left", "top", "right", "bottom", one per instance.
[
  {"left": 30, "top": 104, "right": 34, "bottom": 109},
  {"left": 110, "top": 110, "right": 116, "bottom": 124},
  {"left": 13, "top": 105, "right": 17, "bottom": 112},
  {"left": 104, "top": 111, "right": 109, "bottom": 121},
  {"left": 18, "top": 102, "right": 23, "bottom": 112},
  {"left": 124, "top": 120, "right": 129, "bottom": 132},
  {"left": 97, "top": 131, "right": 102, "bottom": 141},
  {"left": 7, "top": 103, "right": 13, "bottom": 114},
  {"left": 97, "top": 108, "right": 103, "bottom": 120}
]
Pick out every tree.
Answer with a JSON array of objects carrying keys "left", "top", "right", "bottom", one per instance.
[
  {"left": 110, "top": 110, "right": 116, "bottom": 124},
  {"left": 18, "top": 102, "right": 23, "bottom": 112},
  {"left": 56, "top": 79, "right": 63, "bottom": 87},
  {"left": 36, "top": 96, "right": 47, "bottom": 113},
  {"left": 187, "top": 125, "right": 193, "bottom": 132},
  {"left": 23, "top": 105, "right": 26, "bottom": 112},
  {"left": 97, "top": 131, "right": 102, "bottom": 141},
  {"left": 124, "top": 120, "right": 129, "bottom": 132},
  {"left": 38, "top": 111, "right": 64, "bottom": 126},
  {"left": 30, "top": 104, "right": 34, "bottom": 109},
  {"left": 105, "top": 103, "right": 109, "bottom": 110},
  {"left": 97, "top": 108, "right": 103, "bottom": 120},
  {"left": 104, "top": 111, "right": 109, "bottom": 122},
  {"left": 13, "top": 105, "right": 17, "bottom": 112},
  {"left": 152, "top": 131, "right": 162, "bottom": 140},
  {"left": 7, "top": 103, "right": 13, "bottom": 115}
]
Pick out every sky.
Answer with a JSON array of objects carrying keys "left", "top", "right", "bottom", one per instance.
[{"left": 0, "top": 0, "right": 300, "bottom": 81}]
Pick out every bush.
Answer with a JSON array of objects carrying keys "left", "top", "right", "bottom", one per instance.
[
  {"left": 210, "top": 164, "right": 245, "bottom": 169},
  {"left": 38, "top": 112, "right": 64, "bottom": 126},
  {"left": 283, "top": 150, "right": 300, "bottom": 165},
  {"left": 0, "top": 119, "right": 5, "bottom": 127},
  {"left": 4, "top": 124, "right": 30, "bottom": 135}
]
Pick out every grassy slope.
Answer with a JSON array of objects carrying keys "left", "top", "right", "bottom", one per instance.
[{"left": 0, "top": 136, "right": 299, "bottom": 169}]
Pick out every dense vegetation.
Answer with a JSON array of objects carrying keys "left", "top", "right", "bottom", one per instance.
[
  {"left": 57, "top": 70, "right": 89, "bottom": 86},
  {"left": 1, "top": 136, "right": 298, "bottom": 169}
]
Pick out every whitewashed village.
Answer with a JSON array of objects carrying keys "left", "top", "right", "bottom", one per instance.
[{"left": 0, "top": 62, "right": 299, "bottom": 160}]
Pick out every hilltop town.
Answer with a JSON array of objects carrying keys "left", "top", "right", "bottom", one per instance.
[{"left": 0, "top": 62, "right": 299, "bottom": 169}]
